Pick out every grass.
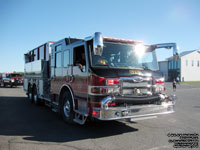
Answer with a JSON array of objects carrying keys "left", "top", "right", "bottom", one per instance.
[{"left": 182, "top": 81, "right": 200, "bottom": 85}]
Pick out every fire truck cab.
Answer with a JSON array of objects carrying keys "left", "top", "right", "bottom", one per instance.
[{"left": 24, "top": 32, "right": 178, "bottom": 125}]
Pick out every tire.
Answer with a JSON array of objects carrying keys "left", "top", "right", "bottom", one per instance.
[
  {"left": 60, "top": 91, "right": 74, "bottom": 124},
  {"left": 33, "top": 86, "right": 40, "bottom": 105}
]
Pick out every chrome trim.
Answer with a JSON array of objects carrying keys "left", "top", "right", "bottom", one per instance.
[
  {"left": 120, "top": 77, "right": 151, "bottom": 96},
  {"left": 88, "top": 85, "right": 119, "bottom": 96},
  {"left": 101, "top": 96, "right": 113, "bottom": 109},
  {"left": 93, "top": 32, "right": 103, "bottom": 56},
  {"left": 92, "top": 95, "right": 176, "bottom": 121},
  {"left": 69, "top": 75, "right": 74, "bottom": 83},
  {"left": 96, "top": 111, "right": 174, "bottom": 121},
  {"left": 120, "top": 76, "right": 151, "bottom": 81},
  {"left": 63, "top": 100, "right": 71, "bottom": 118}
]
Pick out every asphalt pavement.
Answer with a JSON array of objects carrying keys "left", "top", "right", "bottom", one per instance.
[{"left": 0, "top": 83, "right": 199, "bottom": 150}]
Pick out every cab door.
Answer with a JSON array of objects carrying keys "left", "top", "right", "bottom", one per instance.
[{"left": 70, "top": 43, "right": 88, "bottom": 112}]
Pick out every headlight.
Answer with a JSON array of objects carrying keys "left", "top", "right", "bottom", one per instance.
[
  {"left": 11, "top": 79, "right": 15, "bottom": 82},
  {"left": 107, "top": 88, "right": 113, "bottom": 94},
  {"left": 89, "top": 86, "right": 120, "bottom": 95},
  {"left": 107, "top": 87, "right": 120, "bottom": 94}
]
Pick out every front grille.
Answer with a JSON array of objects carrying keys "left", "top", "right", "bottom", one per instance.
[
  {"left": 122, "top": 81, "right": 148, "bottom": 88},
  {"left": 120, "top": 77, "right": 151, "bottom": 96}
]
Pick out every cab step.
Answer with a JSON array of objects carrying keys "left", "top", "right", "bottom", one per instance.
[{"left": 73, "top": 111, "right": 87, "bottom": 125}]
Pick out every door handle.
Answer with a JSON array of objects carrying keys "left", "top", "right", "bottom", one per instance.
[{"left": 69, "top": 75, "right": 74, "bottom": 83}]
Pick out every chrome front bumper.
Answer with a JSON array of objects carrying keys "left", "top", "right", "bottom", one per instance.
[{"left": 92, "top": 95, "right": 176, "bottom": 121}]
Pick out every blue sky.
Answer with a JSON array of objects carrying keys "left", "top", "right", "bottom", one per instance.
[{"left": 0, "top": 0, "right": 200, "bottom": 72}]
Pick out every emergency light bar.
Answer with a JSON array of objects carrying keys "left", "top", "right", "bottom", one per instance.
[{"left": 103, "top": 36, "right": 143, "bottom": 44}]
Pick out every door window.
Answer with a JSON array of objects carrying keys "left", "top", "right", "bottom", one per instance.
[
  {"left": 55, "top": 45, "right": 62, "bottom": 68},
  {"left": 73, "top": 45, "right": 86, "bottom": 71},
  {"left": 64, "top": 50, "right": 70, "bottom": 67}
]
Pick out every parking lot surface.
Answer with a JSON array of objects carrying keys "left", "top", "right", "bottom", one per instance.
[{"left": 0, "top": 83, "right": 200, "bottom": 150}]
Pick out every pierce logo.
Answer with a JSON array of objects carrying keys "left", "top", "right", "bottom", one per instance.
[{"left": 129, "top": 70, "right": 140, "bottom": 75}]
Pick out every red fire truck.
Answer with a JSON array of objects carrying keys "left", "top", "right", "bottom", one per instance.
[
  {"left": 0, "top": 72, "right": 24, "bottom": 87},
  {"left": 24, "top": 32, "right": 178, "bottom": 125}
]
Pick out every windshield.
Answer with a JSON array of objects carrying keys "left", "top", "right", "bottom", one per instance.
[{"left": 91, "top": 42, "right": 158, "bottom": 70}]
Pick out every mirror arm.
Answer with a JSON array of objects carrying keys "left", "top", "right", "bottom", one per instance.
[{"left": 153, "top": 43, "right": 179, "bottom": 60}]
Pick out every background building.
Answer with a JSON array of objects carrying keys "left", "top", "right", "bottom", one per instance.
[
  {"left": 158, "top": 61, "right": 168, "bottom": 81},
  {"left": 158, "top": 50, "right": 200, "bottom": 82}
]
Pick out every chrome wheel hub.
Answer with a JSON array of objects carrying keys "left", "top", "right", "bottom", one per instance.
[{"left": 63, "top": 100, "right": 70, "bottom": 118}]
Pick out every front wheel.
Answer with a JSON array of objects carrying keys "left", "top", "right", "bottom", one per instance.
[{"left": 60, "top": 91, "right": 74, "bottom": 124}]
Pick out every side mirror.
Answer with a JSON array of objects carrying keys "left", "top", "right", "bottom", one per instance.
[{"left": 93, "top": 32, "right": 103, "bottom": 56}]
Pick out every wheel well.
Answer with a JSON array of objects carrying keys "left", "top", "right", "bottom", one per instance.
[{"left": 59, "top": 85, "right": 75, "bottom": 109}]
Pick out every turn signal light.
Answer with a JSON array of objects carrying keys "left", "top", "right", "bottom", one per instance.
[
  {"left": 91, "top": 87, "right": 107, "bottom": 94},
  {"left": 155, "top": 80, "right": 164, "bottom": 84},
  {"left": 111, "top": 102, "right": 116, "bottom": 106},
  {"left": 107, "top": 79, "right": 119, "bottom": 85},
  {"left": 107, "top": 102, "right": 116, "bottom": 107},
  {"left": 92, "top": 110, "right": 98, "bottom": 116}
]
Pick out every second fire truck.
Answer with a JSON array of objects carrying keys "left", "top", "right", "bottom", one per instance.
[{"left": 24, "top": 32, "right": 178, "bottom": 125}]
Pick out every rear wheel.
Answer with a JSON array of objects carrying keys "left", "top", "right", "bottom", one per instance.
[{"left": 60, "top": 91, "right": 74, "bottom": 124}]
